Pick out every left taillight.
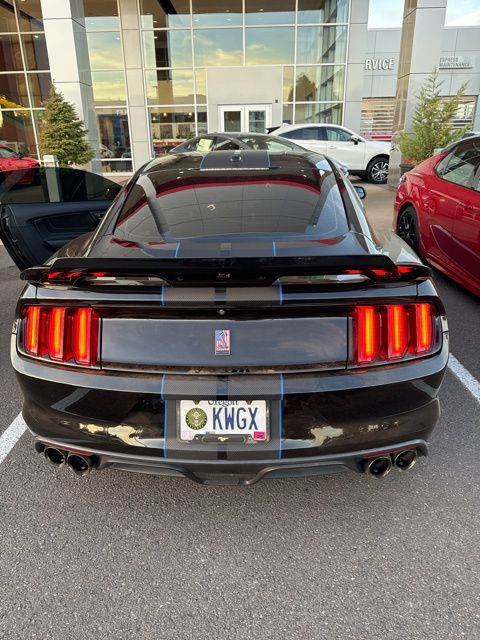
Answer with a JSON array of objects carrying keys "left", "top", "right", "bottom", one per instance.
[{"left": 22, "top": 305, "right": 99, "bottom": 367}]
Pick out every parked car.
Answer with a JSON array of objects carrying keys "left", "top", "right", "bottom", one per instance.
[
  {"left": 0, "top": 151, "right": 447, "bottom": 483},
  {"left": 171, "top": 132, "right": 350, "bottom": 176},
  {"left": 0, "top": 144, "right": 39, "bottom": 171},
  {"left": 395, "top": 134, "right": 480, "bottom": 297},
  {"left": 272, "top": 124, "right": 391, "bottom": 183}
]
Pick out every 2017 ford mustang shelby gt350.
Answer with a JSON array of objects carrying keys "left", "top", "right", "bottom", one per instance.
[{"left": 0, "top": 151, "right": 448, "bottom": 484}]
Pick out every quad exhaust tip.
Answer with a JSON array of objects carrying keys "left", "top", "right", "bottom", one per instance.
[
  {"left": 66, "top": 453, "right": 94, "bottom": 477},
  {"left": 366, "top": 455, "right": 392, "bottom": 478},
  {"left": 365, "top": 449, "right": 418, "bottom": 477},
  {"left": 39, "top": 445, "right": 96, "bottom": 476},
  {"left": 393, "top": 449, "right": 417, "bottom": 471},
  {"left": 44, "top": 447, "right": 66, "bottom": 468}
]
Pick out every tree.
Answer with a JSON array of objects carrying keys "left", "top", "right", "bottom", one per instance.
[
  {"left": 39, "top": 86, "right": 94, "bottom": 166},
  {"left": 399, "top": 69, "right": 468, "bottom": 165}
]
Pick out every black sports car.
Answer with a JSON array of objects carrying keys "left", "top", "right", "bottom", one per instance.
[{"left": 0, "top": 152, "right": 447, "bottom": 484}]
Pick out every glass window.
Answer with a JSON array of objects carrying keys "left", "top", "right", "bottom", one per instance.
[
  {"left": 245, "top": 0, "right": 295, "bottom": 25},
  {"left": 100, "top": 159, "right": 133, "bottom": 173},
  {"left": 295, "top": 102, "right": 343, "bottom": 124},
  {"left": 195, "top": 69, "right": 207, "bottom": 103},
  {"left": 280, "top": 127, "right": 321, "bottom": 141},
  {"left": 0, "top": 110, "right": 36, "bottom": 157},
  {"left": 197, "top": 109, "right": 208, "bottom": 134},
  {"left": 146, "top": 69, "right": 195, "bottom": 105},
  {"left": 214, "top": 137, "right": 240, "bottom": 150},
  {"left": 0, "top": 35, "right": 23, "bottom": 72},
  {"left": 192, "top": 0, "right": 242, "bottom": 27},
  {"left": 245, "top": 27, "right": 295, "bottom": 64},
  {"left": 17, "top": 0, "right": 43, "bottom": 31},
  {"left": 282, "top": 104, "right": 293, "bottom": 125},
  {"left": 298, "top": 0, "right": 349, "bottom": 24},
  {"left": 438, "top": 141, "right": 480, "bottom": 190},
  {"left": 27, "top": 72, "right": 51, "bottom": 107},
  {"left": 87, "top": 32, "right": 123, "bottom": 70},
  {"left": 0, "top": 74, "right": 29, "bottom": 109},
  {"left": 150, "top": 108, "right": 196, "bottom": 156},
  {"left": 91, "top": 71, "right": 126, "bottom": 106},
  {"left": 297, "top": 26, "right": 347, "bottom": 64},
  {"left": 115, "top": 164, "right": 348, "bottom": 240},
  {"left": 143, "top": 30, "right": 193, "bottom": 68},
  {"left": 140, "top": 0, "right": 191, "bottom": 29},
  {"left": 84, "top": 0, "right": 119, "bottom": 30},
  {"left": 248, "top": 109, "right": 266, "bottom": 133},
  {"left": 237, "top": 135, "right": 299, "bottom": 151},
  {"left": 283, "top": 66, "right": 294, "bottom": 102},
  {"left": 324, "top": 126, "right": 351, "bottom": 142},
  {"left": 96, "top": 108, "right": 130, "bottom": 160},
  {"left": 0, "top": 2, "right": 18, "bottom": 32},
  {"left": 21, "top": 33, "right": 50, "bottom": 71},
  {"left": 193, "top": 29, "right": 242, "bottom": 66},
  {"left": 0, "top": 145, "right": 18, "bottom": 158},
  {"left": 295, "top": 65, "right": 345, "bottom": 102}
]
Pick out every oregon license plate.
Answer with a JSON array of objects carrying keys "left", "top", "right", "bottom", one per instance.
[{"left": 179, "top": 400, "right": 268, "bottom": 442}]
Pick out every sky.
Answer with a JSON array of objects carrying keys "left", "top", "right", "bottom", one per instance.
[{"left": 368, "top": 0, "right": 480, "bottom": 29}]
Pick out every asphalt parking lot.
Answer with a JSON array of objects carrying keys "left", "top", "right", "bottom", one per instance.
[{"left": 0, "top": 183, "right": 479, "bottom": 640}]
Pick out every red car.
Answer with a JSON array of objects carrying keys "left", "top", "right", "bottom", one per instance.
[
  {"left": 394, "top": 135, "right": 480, "bottom": 297},
  {"left": 0, "top": 145, "right": 39, "bottom": 172}
]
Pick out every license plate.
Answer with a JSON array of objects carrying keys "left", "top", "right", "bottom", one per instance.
[{"left": 179, "top": 400, "right": 268, "bottom": 442}]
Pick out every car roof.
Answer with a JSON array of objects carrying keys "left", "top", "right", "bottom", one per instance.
[
  {"left": 142, "top": 149, "right": 331, "bottom": 175},
  {"left": 442, "top": 133, "right": 480, "bottom": 152}
]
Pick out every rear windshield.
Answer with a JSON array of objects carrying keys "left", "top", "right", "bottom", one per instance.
[{"left": 114, "top": 161, "right": 348, "bottom": 242}]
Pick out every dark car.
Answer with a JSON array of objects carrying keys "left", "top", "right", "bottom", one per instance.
[
  {"left": 395, "top": 135, "right": 480, "bottom": 297},
  {"left": 1, "top": 151, "right": 447, "bottom": 484}
]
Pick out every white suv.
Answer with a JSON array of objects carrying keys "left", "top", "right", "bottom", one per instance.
[{"left": 272, "top": 124, "right": 391, "bottom": 183}]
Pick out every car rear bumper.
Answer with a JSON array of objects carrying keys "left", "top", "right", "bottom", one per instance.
[{"left": 13, "top": 340, "right": 448, "bottom": 482}]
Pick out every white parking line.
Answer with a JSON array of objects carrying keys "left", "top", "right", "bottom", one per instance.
[
  {"left": 0, "top": 355, "right": 479, "bottom": 467},
  {"left": 0, "top": 413, "right": 26, "bottom": 466},
  {"left": 448, "top": 355, "right": 480, "bottom": 403}
]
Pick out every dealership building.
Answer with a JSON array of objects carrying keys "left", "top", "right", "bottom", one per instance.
[{"left": 0, "top": 0, "right": 479, "bottom": 174}]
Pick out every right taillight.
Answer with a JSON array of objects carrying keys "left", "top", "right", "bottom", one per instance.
[
  {"left": 22, "top": 305, "right": 99, "bottom": 367},
  {"left": 354, "top": 303, "right": 436, "bottom": 366}
]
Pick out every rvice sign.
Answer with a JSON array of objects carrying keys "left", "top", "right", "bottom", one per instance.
[{"left": 365, "top": 58, "right": 395, "bottom": 71}]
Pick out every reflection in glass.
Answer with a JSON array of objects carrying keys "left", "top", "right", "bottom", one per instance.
[
  {"left": 27, "top": 72, "right": 51, "bottom": 107},
  {"left": 22, "top": 33, "right": 50, "bottom": 70},
  {"left": 86, "top": 32, "right": 123, "bottom": 70},
  {"left": 0, "top": 110, "right": 36, "bottom": 157},
  {"left": 282, "top": 104, "right": 293, "bottom": 125},
  {"left": 195, "top": 69, "right": 207, "bottom": 103},
  {"left": 0, "top": 34, "right": 23, "bottom": 72},
  {"left": 192, "top": 0, "right": 242, "bottom": 27},
  {"left": 223, "top": 110, "right": 242, "bottom": 132},
  {"left": 91, "top": 71, "right": 126, "bottom": 106},
  {"left": 193, "top": 29, "right": 242, "bottom": 66},
  {"left": 245, "top": 27, "right": 295, "bottom": 64},
  {"left": 140, "top": 0, "right": 191, "bottom": 28},
  {"left": 0, "top": 74, "right": 29, "bottom": 108},
  {"left": 245, "top": 0, "right": 295, "bottom": 25},
  {"left": 297, "top": 26, "right": 347, "bottom": 64},
  {"left": 143, "top": 30, "right": 193, "bottom": 68},
  {"left": 84, "top": 0, "right": 119, "bottom": 29},
  {"left": 0, "top": 2, "right": 17, "bottom": 32},
  {"left": 150, "top": 108, "right": 196, "bottom": 155},
  {"left": 146, "top": 69, "right": 195, "bottom": 105},
  {"left": 248, "top": 109, "right": 267, "bottom": 133},
  {"left": 197, "top": 109, "right": 208, "bottom": 133},
  {"left": 297, "top": 0, "right": 349, "bottom": 24},
  {"left": 100, "top": 159, "right": 133, "bottom": 173},
  {"left": 295, "top": 102, "right": 342, "bottom": 124},
  {"left": 17, "top": 0, "right": 43, "bottom": 31},
  {"left": 295, "top": 65, "right": 344, "bottom": 102},
  {"left": 96, "top": 109, "right": 130, "bottom": 162},
  {"left": 283, "top": 66, "right": 294, "bottom": 102}
]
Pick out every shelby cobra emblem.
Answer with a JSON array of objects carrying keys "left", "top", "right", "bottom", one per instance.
[{"left": 185, "top": 407, "right": 208, "bottom": 430}]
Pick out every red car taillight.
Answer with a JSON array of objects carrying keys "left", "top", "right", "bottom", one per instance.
[
  {"left": 354, "top": 303, "right": 436, "bottom": 365},
  {"left": 23, "top": 306, "right": 99, "bottom": 367}
]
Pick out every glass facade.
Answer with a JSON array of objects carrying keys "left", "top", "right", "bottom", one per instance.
[{"left": 0, "top": 0, "right": 51, "bottom": 158}]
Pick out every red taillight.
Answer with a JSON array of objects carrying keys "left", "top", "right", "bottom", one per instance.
[
  {"left": 355, "top": 306, "right": 379, "bottom": 363},
  {"left": 353, "top": 303, "right": 436, "bottom": 366},
  {"left": 21, "top": 306, "right": 99, "bottom": 367}
]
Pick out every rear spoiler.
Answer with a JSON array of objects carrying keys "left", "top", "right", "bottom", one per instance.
[{"left": 21, "top": 256, "right": 432, "bottom": 286}]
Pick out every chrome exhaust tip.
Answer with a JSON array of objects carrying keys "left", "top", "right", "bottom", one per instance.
[
  {"left": 393, "top": 449, "right": 417, "bottom": 471},
  {"left": 44, "top": 447, "right": 66, "bottom": 468},
  {"left": 66, "top": 453, "right": 94, "bottom": 477},
  {"left": 366, "top": 456, "right": 392, "bottom": 478}
]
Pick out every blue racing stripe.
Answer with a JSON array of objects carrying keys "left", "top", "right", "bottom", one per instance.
[
  {"left": 161, "top": 374, "right": 167, "bottom": 458},
  {"left": 279, "top": 283, "right": 283, "bottom": 305},
  {"left": 174, "top": 242, "right": 180, "bottom": 257},
  {"left": 161, "top": 285, "right": 164, "bottom": 306},
  {"left": 272, "top": 241, "right": 276, "bottom": 256},
  {"left": 278, "top": 373, "right": 284, "bottom": 459}
]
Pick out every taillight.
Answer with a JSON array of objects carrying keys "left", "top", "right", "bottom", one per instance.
[
  {"left": 354, "top": 303, "right": 436, "bottom": 365},
  {"left": 21, "top": 306, "right": 99, "bottom": 367}
]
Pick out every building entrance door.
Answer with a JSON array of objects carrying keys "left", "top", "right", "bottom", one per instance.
[{"left": 218, "top": 105, "right": 272, "bottom": 133}]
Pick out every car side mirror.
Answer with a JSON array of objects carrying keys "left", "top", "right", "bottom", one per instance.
[
  {"left": 351, "top": 135, "right": 360, "bottom": 146},
  {"left": 354, "top": 185, "right": 366, "bottom": 200},
  {"left": 18, "top": 152, "right": 24, "bottom": 158}
]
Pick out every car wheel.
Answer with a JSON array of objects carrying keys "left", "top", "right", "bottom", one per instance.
[
  {"left": 396, "top": 205, "right": 419, "bottom": 253},
  {"left": 366, "top": 157, "right": 389, "bottom": 184}
]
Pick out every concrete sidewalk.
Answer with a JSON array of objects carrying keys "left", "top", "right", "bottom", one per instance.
[{"left": 351, "top": 177, "right": 396, "bottom": 232}]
